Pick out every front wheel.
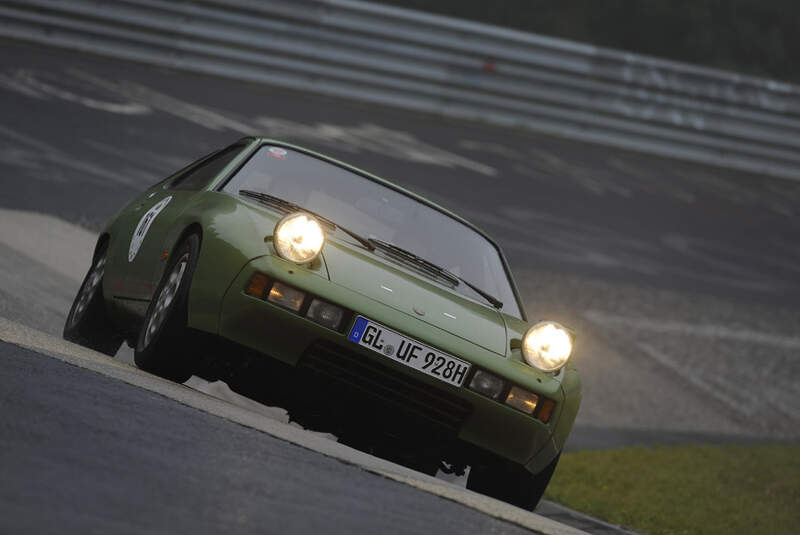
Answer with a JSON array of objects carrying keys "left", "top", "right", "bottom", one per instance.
[
  {"left": 134, "top": 234, "right": 200, "bottom": 383},
  {"left": 63, "top": 244, "right": 123, "bottom": 356},
  {"left": 466, "top": 454, "right": 560, "bottom": 510}
]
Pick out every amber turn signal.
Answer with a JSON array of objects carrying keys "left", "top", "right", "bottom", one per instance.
[
  {"left": 536, "top": 397, "right": 556, "bottom": 423},
  {"left": 245, "top": 273, "right": 270, "bottom": 298}
]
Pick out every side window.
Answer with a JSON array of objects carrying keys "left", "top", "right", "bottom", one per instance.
[{"left": 168, "top": 144, "right": 246, "bottom": 191}]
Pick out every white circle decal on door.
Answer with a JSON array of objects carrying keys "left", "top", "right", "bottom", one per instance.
[{"left": 128, "top": 196, "right": 172, "bottom": 262}]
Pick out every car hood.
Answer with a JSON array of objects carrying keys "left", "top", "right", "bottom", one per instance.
[{"left": 322, "top": 240, "right": 507, "bottom": 356}]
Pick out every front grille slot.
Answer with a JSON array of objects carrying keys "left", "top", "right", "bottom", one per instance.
[{"left": 299, "top": 341, "right": 473, "bottom": 434}]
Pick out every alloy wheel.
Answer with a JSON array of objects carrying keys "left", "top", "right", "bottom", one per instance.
[
  {"left": 143, "top": 254, "right": 188, "bottom": 348},
  {"left": 70, "top": 254, "right": 106, "bottom": 327}
]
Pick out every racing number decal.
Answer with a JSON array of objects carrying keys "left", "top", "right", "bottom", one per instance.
[{"left": 128, "top": 196, "right": 172, "bottom": 262}]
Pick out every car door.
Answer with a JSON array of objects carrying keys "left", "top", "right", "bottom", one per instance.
[{"left": 118, "top": 144, "right": 246, "bottom": 315}]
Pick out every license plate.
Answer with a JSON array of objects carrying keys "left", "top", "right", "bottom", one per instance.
[{"left": 348, "top": 316, "right": 470, "bottom": 387}]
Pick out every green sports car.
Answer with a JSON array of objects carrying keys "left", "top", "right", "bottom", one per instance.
[{"left": 64, "top": 137, "right": 581, "bottom": 510}]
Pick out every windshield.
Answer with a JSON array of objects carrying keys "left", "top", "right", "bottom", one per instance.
[{"left": 223, "top": 145, "right": 522, "bottom": 318}]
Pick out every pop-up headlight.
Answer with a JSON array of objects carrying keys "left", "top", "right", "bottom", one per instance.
[
  {"left": 522, "top": 321, "right": 574, "bottom": 372},
  {"left": 273, "top": 212, "right": 325, "bottom": 264}
]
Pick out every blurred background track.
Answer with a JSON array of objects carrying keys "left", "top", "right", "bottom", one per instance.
[
  {"left": 1, "top": 38, "right": 798, "bottom": 443},
  {"left": 0, "top": 4, "right": 799, "bottom": 531},
  {"left": 2, "top": 0, "right": 800, "bottom": 179}
]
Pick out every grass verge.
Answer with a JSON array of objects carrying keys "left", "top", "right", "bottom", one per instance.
[{"left": 544, "top": 444, "right": 800, "bottom": 535}]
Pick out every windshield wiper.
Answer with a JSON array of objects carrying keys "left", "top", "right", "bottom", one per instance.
[
  {"left": 240, "top": 190, "right": 503, "bottom": 309},
  {"left": 368, "top": 238, "right": 504, "bottom": 310},
  {"left": 239, "top": 189, "right": 374, "bottom": 251}
]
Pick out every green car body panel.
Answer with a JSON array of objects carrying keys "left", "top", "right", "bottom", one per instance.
[{"left": 97, "top": 137, "right": 581, "bottom": 474}]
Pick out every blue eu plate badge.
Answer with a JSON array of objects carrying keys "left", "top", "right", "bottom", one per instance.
[{"left": 348, "top": 316, "right": 369, "bottom": 343}]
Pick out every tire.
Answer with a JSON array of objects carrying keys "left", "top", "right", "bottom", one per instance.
[
  {"left": 134, "top": 234, "right": 200, "bottom": 383},
  {"left": 63, "top": 243, "right": 123, "bottom": 356},
  {"left": 467, "top": 453, "right": 560, "bottom": 510}
]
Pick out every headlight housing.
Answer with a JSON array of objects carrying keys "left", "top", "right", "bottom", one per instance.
[
  {"left": 273, "top": 212, "right": 325, "bottom": 264},
  {"left": 522, "top": 321, "right": 574, "bottom": 372}
]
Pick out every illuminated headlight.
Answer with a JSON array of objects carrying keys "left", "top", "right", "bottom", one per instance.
[
  {"left": 468, "top": 369, "right": 505, "bottom": 400},
  {"left": 273, "top": 212, "right": 325, "bottom": 264},
  {"left": 522, "top": 321, "right": 574, "bottom": 372},
  {"left": 306, "top": 299, "right": 345, "bottom": 331}
]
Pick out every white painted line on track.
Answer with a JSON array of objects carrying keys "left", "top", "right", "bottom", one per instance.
[
  {"left": 0, "top": 208, "right": 95, "bottom": 283},
  {"left": 584, "top": 310, "right": 800, "bottom": 350},
  {"left": 0, "top": 317, "right": 588, "bottom": 535},
  {"left": 635, "top": 343, "right": 755, "bottom": 417}
]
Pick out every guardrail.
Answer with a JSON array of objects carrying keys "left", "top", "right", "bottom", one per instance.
[{"left": 1, "top": 0, "right": 799, "bottom": 180}]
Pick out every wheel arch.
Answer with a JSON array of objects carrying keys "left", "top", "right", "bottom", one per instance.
[
  {"left": 149, "top": 221, "right": 204, "bottom": 307},
  {"left": 166, "top": 221, "right": 213, "bottom": 333},
  {"left": 94, "top": 233, "right": 111, "bottom": 261},
  {"left": 171, "top": 222, "right": 204, "bottom": 255}
]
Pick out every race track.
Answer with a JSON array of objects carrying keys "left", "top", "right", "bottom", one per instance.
[
  {"left": 0, "top": 321, "right": 585, "bottom": 535},
  {"left": 1, "top": 37, "right": 799, "bottom": 533}
]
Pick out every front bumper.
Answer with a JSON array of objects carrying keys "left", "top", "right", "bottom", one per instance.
[{"left": 212, "top": 254, "right": 574, "bottom": 471}]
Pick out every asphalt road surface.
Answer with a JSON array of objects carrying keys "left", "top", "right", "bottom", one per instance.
[
  {"left": 1, "top": 338, "right": 555, "bottom": 535},
  {"left": 1, "top": 36, "right": 799, "bottom": 532}
]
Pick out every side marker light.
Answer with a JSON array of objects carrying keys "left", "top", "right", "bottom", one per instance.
[
  {"left": 536, "top": 398, "right": 556, "bottom": 423},
  {"left": 245, "top": 273, "right": 270, "bottom": 298}
]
